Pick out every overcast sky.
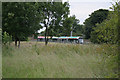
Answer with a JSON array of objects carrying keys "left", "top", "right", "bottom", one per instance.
[{"left": 68, "top": 0, "right": 114, "bottom": 24}]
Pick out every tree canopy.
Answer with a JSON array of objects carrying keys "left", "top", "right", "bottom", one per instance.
[
  {"left": 2, "top": 2, "right": 42, "bottom": 47},
  {"left": 72, "top": 24, "right": 84, "bottom": 36},
  {"left": 47, "top": 15, "right": 81, "bottom": 37},
  {"left": 2, "top": 2, "right": 70, "bottom": 46},
  {"left": 38, "top": 2, "right": 70, "bottom": 45},
  {"left": 90, "top": 2, "right": 120, "bottom": 44},
  {"left": 84, "top": 9, "right": 109, "bottom": 39}
]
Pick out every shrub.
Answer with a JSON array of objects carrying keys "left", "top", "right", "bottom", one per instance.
[{"left": 2, "top": 31, "right": 12, "bottom": 45}]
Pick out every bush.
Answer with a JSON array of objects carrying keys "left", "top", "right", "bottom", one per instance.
[{"left": 2, "top": 32, "right": 12, "bottom": 45}]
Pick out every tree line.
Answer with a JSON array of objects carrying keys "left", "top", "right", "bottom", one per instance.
[
  {"left": 83, "top": 1, "right": 120, "bottom": 44},
  {"left": 2, "top": 1, "right": 119, "bottom": 47},
  {"left": 2, "top": 1, "right": 84, "bottom": 47}
]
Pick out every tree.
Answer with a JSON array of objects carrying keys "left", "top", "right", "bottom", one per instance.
[
  {"left": 90, "top": 2, "right": 119, "bottom": 44},
  {"left": 40, "top": 15, "right": 81, "bottom": 37},
  {"left": 2, "top": 2, "right": 42, "bottom": 47},
  {"left": 39, "top": 2, "right": 70, "bottom": 45},
  {"left": 84, "top": 9, "right": 109, "bottom": 39},
  {"left": 62, "top": 16, "right": 74, "bottom": 36},
  {"left": 58, "top": 15, "right": 80, "bottom": 36},
  {"left": 73, "top": 24, "right": 84, "bottom": 36},
  {"left": 70, "top": 15, "right": 80, "bottom": 36}
]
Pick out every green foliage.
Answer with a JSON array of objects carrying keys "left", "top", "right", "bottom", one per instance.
[
  {"left": 49, "top": 15, "right": 81, "bottom": 36},
  {"left": 90, "top": 2, "right": 119, "bottom": 44},
  {"left": 2, "top": 2, "right": 43, "bottom": 46},
  {"left": 62, "top": 15, "right": 81, "bottom": 36},
  {"left": 73, "top": 24, "right": 84, "bottom": 36},
  {"left": 2, "top": 32, "right": 12, "bottom": 45},
  {"left": 36, "top": 2, "right": 70, "bottom": 45},
  {"left": 61, "top": 16, "right": 75, "bottom": 36},
  {"left": 84, "top": 9, "right": 109, "bottom": 39}
]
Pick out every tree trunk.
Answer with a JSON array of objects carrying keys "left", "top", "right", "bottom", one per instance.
[
  {"left": 45, "top": 26, "right": 48, "bottom": 45},
  {"left": 44, "top": 15, "right": 49, "bottom": 45},
  {"left": 15, "top": 39, "right": 17, "bottom": 47},
  {"left": 18, "top": 39, "right": 20, "bottom": 48}
]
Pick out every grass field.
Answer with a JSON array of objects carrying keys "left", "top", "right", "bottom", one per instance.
[{"left": 2, "top": 42, "right": 118, "bottom": 78}]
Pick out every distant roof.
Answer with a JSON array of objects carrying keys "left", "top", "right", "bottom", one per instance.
[
  {"left": 38, "top": 36, "right": 82, "bottom": 39},
  {"left": 38, "top": 36, "right": 51, "bottom": 39},
  {"left": 38, "top": 36, "right": 45, "bottom": 38},
  {"left": 59, "top": 36, "right": 80, "bottom": 39},
  {"left": 52, "top": 36, "right": 59, "bottom": 39}
]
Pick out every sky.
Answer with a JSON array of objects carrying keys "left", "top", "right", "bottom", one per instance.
[
  {"left": 69, "top": 0, "right": 115, "bottom": 24},
  {"left": 38, "top": 0, "right": 115, "bottom": 33}
]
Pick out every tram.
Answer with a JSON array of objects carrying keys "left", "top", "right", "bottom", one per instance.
[{"left": 37, "top": 36, "right": 84, "bottom": 44}]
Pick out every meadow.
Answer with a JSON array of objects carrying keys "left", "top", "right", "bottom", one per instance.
[{"left": 2, "top": 42, "right": 118, "bottom": 78}]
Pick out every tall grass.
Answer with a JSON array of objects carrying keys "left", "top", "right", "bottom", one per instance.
[{"left": 2, "top": 42, "right": 118, "bottom": 78}]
